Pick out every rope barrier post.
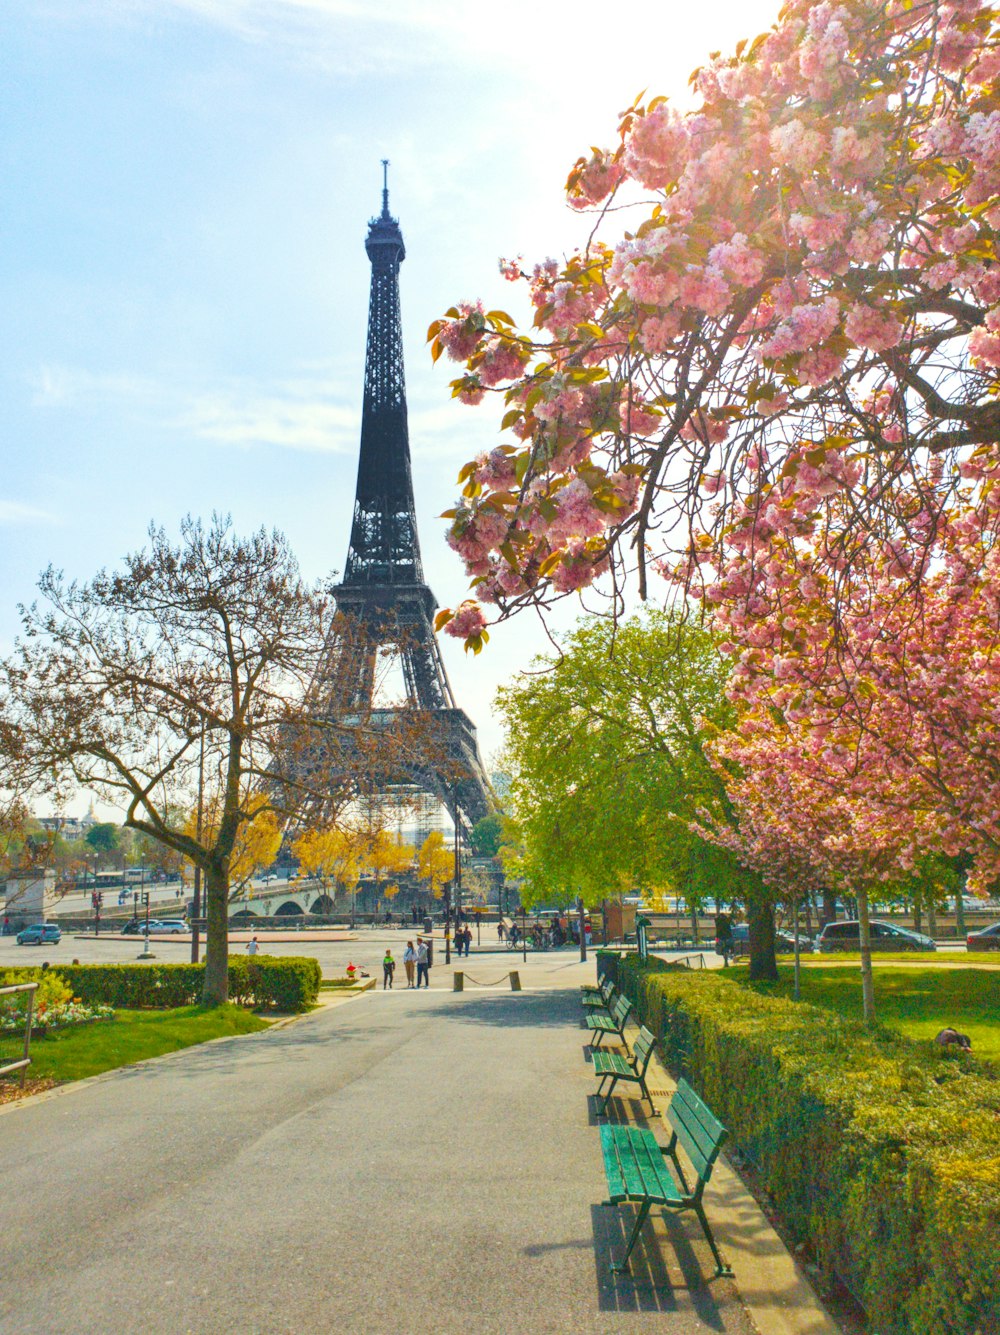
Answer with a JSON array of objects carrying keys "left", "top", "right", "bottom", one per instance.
[
  {"left": 509, "top": 970, "right": 521, "bottom": 992},
  {"left": 453, "top": 971, "right": 464, "bottom": 992}
]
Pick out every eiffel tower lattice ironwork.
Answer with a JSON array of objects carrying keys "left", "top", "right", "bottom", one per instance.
[{"left": 305, "top": 166, "right": 492, "bottom": 828}]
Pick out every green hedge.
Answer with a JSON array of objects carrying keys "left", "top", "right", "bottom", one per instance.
[
  {"left": 597, "top": 951, "right": 1000, "bottom": 1335},
  {"left": 0, "top": 958, "right": 321, "bottom": 1013}
]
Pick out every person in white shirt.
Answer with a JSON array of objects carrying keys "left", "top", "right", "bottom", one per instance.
[
  {"left": 403, "top": 940, "right": 417, "bottom": 988},
  {"left": 247, "top": 936, "right": 259, "bottom": 956}
]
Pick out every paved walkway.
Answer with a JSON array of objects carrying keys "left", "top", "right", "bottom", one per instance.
[{"left": 0, "top": 979, "right": 830, "bottom": 1334}]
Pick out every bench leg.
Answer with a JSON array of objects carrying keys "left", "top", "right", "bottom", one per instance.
[
  {"left": 590, "top": 1030, "right": 607, "bottom": 1048},
  {"left": 613, "top": 1199, "right": 651, "bottom": 1274},
  {"left": 693, "top": 1199, "right": 734, "bottom": 1279},
  {"left": 638, "top": 1074, "right": 657, "bottom": 1116},
  {"left": 597, "top": 1075, "right": 618, "bottom": 1117}
]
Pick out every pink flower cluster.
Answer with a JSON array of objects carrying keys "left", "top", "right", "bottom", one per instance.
[
  {"left": 444, "top": 601, "right": 488, "bottom": 640},
  {"left": 756, "top": 296, "right": 841, "bottom": 360},
  {"left": 568, "top": 149, "right": 625, "bottom": 208},
  {"left": 438, "top": 303, "right": 485, "bottom": 362},
  {"left": 624, "top": 103, "right": 690, "bottom": 190},
  {"left": 844, "top": 302, "right": 902, "bottom": 351}
]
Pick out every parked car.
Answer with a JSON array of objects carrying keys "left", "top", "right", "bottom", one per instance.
[
  {"left": 816, "top": 919, "right": 936, "bottom": 952},
  {"left": 723, "top": 924, "right": 812, "bottom": 956},
  {"left": 149, "top": 919, "right": 189, "bottom": 934},
  {"left": 967, "top": 921, "right": 1000, "bottom": 951},
  {"left": 15, "top": 922, "right": 62, "bottom": 946},
  {"left": 122, "top": 918, "right": 168, "bottom": 935}
]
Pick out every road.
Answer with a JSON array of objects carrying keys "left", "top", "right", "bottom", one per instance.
[{"left": 0, "top": 980, "right": 758, "bottom": 1335}]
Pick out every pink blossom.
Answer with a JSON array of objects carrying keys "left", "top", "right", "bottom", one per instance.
[
  {"left": 797, "top": 346, "right": 845, "bottom": 387},
  {"left": 444, "top": 601, "right": 488, "bottom": 640},
  {"left": 478, "top": 343, "right": 527, "bottom": 387},
  {"left": 619, "top": 399, "right": 661, "bottom": 437},
  {"left": 769, "top": 119, "right": 826, "bottom": 173},
  {"left": 757, "top": 296, "right": 841, "bottom": 359},
  {"left": 707, "top": 233, "right": 767, "bottom": 287},
  {"left": 844, "top": 302, "right": 902, "bottom": 351},
  {"left": 680, "top": 411, "right": 730, "bottom": 444},
  {"left": 639, "top": 312, "right": 682, "bottom": 353},
  {"left": 568, "top": 149, "right": 625, "bottom": 208},
  {"left": 624, "top": 103, "right": 690, "bottom": 189},
  {"left": 677, "top": 265, "right": 731, "bottom": 316},
  {"left": 438, "top": 302, "right": 485, "bottom": 362},
  {"left": 969, "top": 327, "right": 1000, "bottom": 366}
]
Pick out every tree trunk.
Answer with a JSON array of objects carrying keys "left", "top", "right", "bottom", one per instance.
[
  {"left": 955, "top": 883, "right": 966, "bottom": 939},
  {"left": 202, "top": 861, "right": 230, "bottom": 1005},
  {"left": 821, "top": 889, "right": 836, "bottom": 927},
  {"left": 913, "top": 892, "right": 923, "bottom": 933},
  {"left": 857, "top": 886, "right": 876, "bottom": 1025},
  {"left": 747, "top": 896, "right": 778, "bottom": 982},
  {"left": 690, "top": 902, "right": 699, "bottom": 944},
  {"left": 927, "top": 896, "right": 937, "bottom": 941}
]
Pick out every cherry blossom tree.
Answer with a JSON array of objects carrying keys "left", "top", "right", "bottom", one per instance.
[{"left": 430, "top": 0, "right": 1000, "bottom": 653}]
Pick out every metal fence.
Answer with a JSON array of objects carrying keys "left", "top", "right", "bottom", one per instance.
[{"left": 0, "top": 982, "right": 39, "bottom": 1089}]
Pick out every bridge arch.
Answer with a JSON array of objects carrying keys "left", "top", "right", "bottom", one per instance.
[{"left": 275, "top": 900, "right": 304, "bottom": 917}]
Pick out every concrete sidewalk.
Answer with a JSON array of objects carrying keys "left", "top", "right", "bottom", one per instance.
[{"left": 0, "top": 982, "right": 835, "bottom": 1334}]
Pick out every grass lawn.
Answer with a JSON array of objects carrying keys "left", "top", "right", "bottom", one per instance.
[
  {"left": 733, "top": 962, "right": 1000, "bottom": 1062},
  {"left": 8, "top": 1004, "right": 270, "bottom": 1087}
]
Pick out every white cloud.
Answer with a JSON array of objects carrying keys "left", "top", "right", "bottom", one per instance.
[
  {"left": 179, "top": 391, "right": 357, "bottom": 451},
  {"left": 0, "top": 500, "right": 57, "bottom": 525},
  {"left": 27, "top": 361, "right": 360, "bottom": 453}
]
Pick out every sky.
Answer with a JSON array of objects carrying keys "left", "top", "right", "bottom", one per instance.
[{"left": 2, "top": 0, "right": 780, "bottom": 814}]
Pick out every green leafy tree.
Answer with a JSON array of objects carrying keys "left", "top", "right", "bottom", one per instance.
[
  {"left": 497, "top": 610, "right": 778, "bottom": 978},
  {"left": 85, "top": 823, "right": 121, "bottom": 855},
  {"left": 470, "top": 813, "right": 503, "bottom": 858}
]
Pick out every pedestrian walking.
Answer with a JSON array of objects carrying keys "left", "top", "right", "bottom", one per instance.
[
  {"left": 497, "top": 920, "right": 505, "bottom": 943},
  {"left": 416, "top": 936, "right": 429, "bottom": 988},
  {"left": 403, "top": 940, "right": 416, "bottom": 987},
  {"left": 465, "top": 925, "right": 473, "bottom": 956},
  {"left": 247, "top": 936, "right": 259, "bottom": 956},
  {"left": 382, "top": 949, "right": 396, "bottom": 989}
]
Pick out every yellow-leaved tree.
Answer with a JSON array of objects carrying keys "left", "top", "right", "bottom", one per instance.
[
  {"left": 185, "top": 793, "right": 281, "bottom": 898},
  {"left": 417, "top": 830, "right": 452, "bottom": 901},
  {"left": 363, "top": 829, "right": 414, "bottom": 900},
  {"left": 292, "top": 825, "right": 363, "bottom": 901}
]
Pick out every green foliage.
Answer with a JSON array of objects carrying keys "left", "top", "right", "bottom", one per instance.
[
  {"left": 598, "top": 953, "right": 1000, "bottom": 1335},
  {"left": 85, "top": 822, "right": 121, "bottom": 853},
  {"left": 470, "top": 813, "right": 503, "bottom": 858},
  {"left": 0, "top": 958, "right": 321, "bottom": 1013},
  {"left": 496, "top": 610, "right": 748, "bottom": 909}
]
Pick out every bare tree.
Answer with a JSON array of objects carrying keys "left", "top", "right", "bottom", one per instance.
[{"left": 0, "top": 516, "right": 333, "bottom": 1003}]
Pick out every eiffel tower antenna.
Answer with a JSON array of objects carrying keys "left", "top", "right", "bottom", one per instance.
[{"left": 293, "top": 170, "right": 492, "bottom": 830}]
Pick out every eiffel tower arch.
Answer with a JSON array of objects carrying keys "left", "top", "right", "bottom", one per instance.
[{"left": 294, "top": 167, "right": 493, "bottom": 834}]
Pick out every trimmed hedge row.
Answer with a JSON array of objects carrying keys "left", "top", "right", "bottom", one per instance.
[
  {"left": 598, "top": 951, "right": 1000, "bottom": 1335},
  {"left": 0, "top": 957, "right": 321, "bottom": 1013}
]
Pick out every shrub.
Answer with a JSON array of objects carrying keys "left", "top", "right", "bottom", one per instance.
[
  {"left": 0, "top": 958, "right": 321, "bottom": 1013},
  {"left": 598, "top": 952, "right": 1000, "bottom": 1335}
]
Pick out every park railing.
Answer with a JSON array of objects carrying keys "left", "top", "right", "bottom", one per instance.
[{"left": 0, "top": 982, "right": 39, "bottom": 1089}]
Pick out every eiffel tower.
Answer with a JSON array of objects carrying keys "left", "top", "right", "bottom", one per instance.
[{"left": 301, "top": 165, "right": 492, "bottom": 831}]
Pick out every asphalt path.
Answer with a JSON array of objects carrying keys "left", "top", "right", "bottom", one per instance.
[{"left": 0, "top": 981, "right": 756, "bottom": 1334}]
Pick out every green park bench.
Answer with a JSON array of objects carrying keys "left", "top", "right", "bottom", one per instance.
[
  {"left": 591, "top": 1024, "right": 656, "bottom": 1117},
  {"left": 586, "top": 992, "right": 633, "bottom": 1051},
  {"left": 598, "top": 1078, "right": 732, "bottom": 1278},
  {"left": 581, "top": 977, "right": 616, "bottom": 1011}
]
